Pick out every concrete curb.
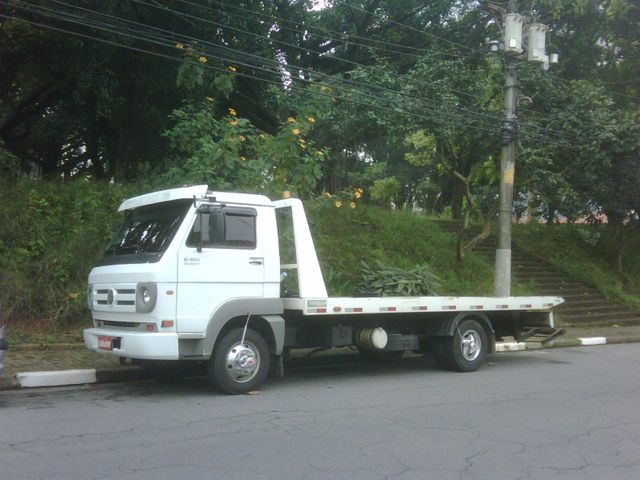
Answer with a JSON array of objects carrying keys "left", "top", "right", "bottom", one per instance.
[
  {"left": 15, "top": 369, "right": 96, "bottom": 388},
  {"left": 5, "top": 365, "right": 156, "bottom": 389},
  {"left": 4, "top": 336, "right": 640, "bottom": 389}
]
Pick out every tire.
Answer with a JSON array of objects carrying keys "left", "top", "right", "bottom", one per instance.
[
  {"left": 358, "top": 348, "right": 404, "bottom": 363},
  {"left": 429, "top": 337, "right": 451, "bottom": 369},
  {"left": 209, "top": 328, "right": 271, "bottom": 394},
  {"left": 431, "top": 319, "right": 487, "bottom": 372}
]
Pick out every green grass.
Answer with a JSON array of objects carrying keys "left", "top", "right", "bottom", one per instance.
[
  {"left": 309, "top": 202, "right": 496, "bottom": 297},
  {"left": 514, "top": 223, "right": 640, "bottom": 309}
]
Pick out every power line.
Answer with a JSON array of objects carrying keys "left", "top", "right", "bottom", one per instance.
[
  {"left": 1, "top": 4, "right": 578, "bottom": 148},
  {"left": 175, "top": 0, "right": 476, "bottom": 60},
  {"left": 131, "top": 0, "right": 494, "bottom": 107},
  {"left": 127, "top": 0, "right": 580, "bottom": 142},
  {"left": 33, "top": 0, "right": 578, "bottom": 142},
  {"left": 331, "top": 0, "right": 487, "bottom": 56},
  {"left": 23, "top": 0, "right": 510, "bottom": 134},
  {"left": 0, "top": 11, "right": 507, "bottom": 140}
]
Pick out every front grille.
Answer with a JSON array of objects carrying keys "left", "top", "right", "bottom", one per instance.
[{"left": 92, "top": 285, "right": 137, "bottom": 311}]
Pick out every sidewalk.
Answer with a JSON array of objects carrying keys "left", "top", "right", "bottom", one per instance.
[{"left": 2, "top": 324, "right": 640, "bottom": 389}]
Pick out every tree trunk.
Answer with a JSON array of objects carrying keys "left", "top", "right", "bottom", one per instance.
[
  {"left": 450, "top": 180, "right": 464, "bottom": 219},
  {"left": 615, "top": 224, "right": 628, "bottom": 285}
]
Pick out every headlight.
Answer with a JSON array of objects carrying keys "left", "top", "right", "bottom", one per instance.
[
  {"left": 141, "top": 287, "right": 152, "bottom": 303},
  {"left": 136, "top": 283, "right": 157, "bottom": 313},
  {"left": 87, "top": 284, "right": 93, "bottom": 310}
]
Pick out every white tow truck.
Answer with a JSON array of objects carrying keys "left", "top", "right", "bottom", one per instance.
[{"left": 84, "top": 185, "right": 564, "bottom": 394}]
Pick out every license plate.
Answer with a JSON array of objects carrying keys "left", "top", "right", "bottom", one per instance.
[{"left": 98, "top": 336, "right": 113, "bottom": 350}]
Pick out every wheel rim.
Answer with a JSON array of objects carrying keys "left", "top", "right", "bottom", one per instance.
[
  {"left": 224, "top": 341, "right": 260, "bottom": 383},
  {"left": 460, "top": 330, "right": 481, "bottom": 362}
]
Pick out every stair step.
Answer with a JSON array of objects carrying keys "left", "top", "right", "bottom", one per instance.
[
  {"left": 534, "top": 288, "right": 600, "bottom": 296},
  {"left": 557, "top": 311, "right": 640, "bottom": 321},
  {"left": 559, "top": 304, "right": 634, "bottom": 314},
  {"left": 558, "top": 315, "right": 640, "bottom": 328},
  {"left": 512, "top": 262, "right": 552, "bottom": 268},
  {"left": 512, "top": 264, "right": 558, "bottom": 270},
  {"left": 530, "top": 282, "right": 591, "bottom": 289},
  {"left": 558, "top": 298, "right": 618, "bottom": 308},
  {"left": 516, "top": 273, "right": 570, "bottom": 279}
]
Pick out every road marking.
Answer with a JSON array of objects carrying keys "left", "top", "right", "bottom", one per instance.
[{"left": 579, "top": 337, "right": 607, "bottom": 346}]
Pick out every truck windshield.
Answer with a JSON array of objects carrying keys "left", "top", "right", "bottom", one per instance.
[{"left": 96, "top": 199, "right": 191, "bottom": 266}]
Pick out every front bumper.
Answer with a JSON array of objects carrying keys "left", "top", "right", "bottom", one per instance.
[{"left": 83, "top": 328, "right": 179, "bottom": 360}]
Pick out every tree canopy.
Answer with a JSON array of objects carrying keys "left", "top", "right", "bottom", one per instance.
[{"left": 1, "top": 0, "right": 638, "bottom": 226}]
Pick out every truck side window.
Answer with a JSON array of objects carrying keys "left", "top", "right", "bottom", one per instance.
[{"left": 187, "top": 208, "right": 256, "bottom": 249}]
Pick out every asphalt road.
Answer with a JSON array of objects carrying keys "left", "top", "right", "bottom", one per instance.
[{"left": 1, "top": 344, "right": 640, "bottom": 480}]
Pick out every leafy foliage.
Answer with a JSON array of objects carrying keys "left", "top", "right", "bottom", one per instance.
[
  {"left": 0, "top": 179, "right": 136, "bottom": 328},
  {"left": 358, "top": 260, "right": 442, "bottom": 297}
]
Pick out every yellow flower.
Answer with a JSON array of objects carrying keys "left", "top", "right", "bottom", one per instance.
[
  {"left": 228, "top": 108, "right": 237, "bottom": 116},
  {"left": 350, "top": 202, "right": 356, "bottom": 209},
  {"left": 230, "top": 119, "right": 238, "bottom": 126},
  {"left": 240, "top": 156, "right": 247, "bottom": 161},
  {"left": 198, "top": 56, "right": 208, "bottom": 63},
  {"left": 324, "top": 192, "right": 332, "bottom": 198},
  {"left": 239, "top": 135, "right": 246, "bottom": 142},
  {"left": 335, "top": 201, "right": 342, "bottom": 208},
  {"left": 298, "top": 138, "right": 305, "bottom": 143},
  {"left": 228, "top": 65, "right": 237, "bottom": 72},
  {"left": 287, "top": 116, "right": 296, "bottom": 123},
  {"left": 175, "top": 43, "right": 184, "bottom": 49},
  {"left": 357, "top": 187, "right": 363, "bottom": 194},
  {"left": 354, "top": 190, "right": 362, "bottom": 199},
  {"left": 282, "top": 190, "right": 291, "bottom": 199},
  {"left": 206, "top": 96, "right": 214, "bottom": 102},
  {"left": 307, "top": 117, "right": 316, "bottom": 123},
  {"left": 292, "top": 128, "right": 300, "bottom": 135}
]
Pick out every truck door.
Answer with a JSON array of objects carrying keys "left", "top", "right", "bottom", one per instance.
[{"left": 176, "top": 206, "right": 265, "bottom": 333}]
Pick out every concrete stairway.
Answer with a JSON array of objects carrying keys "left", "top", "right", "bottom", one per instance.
[{"left": 435, "top": 220, "right": 640, "bottom": 327}]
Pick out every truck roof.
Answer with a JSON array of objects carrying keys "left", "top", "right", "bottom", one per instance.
[{"left": 118, "top": 185, "right": 274, "bottom": 212}]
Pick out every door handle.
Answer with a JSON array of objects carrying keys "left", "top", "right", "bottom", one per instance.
[{"left": 249, "top": 257, "right": 263, "bottom": 265}]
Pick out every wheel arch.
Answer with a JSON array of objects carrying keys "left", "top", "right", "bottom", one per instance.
[{"left": 204, "top": 298, "right": 285, "bottom": 357}]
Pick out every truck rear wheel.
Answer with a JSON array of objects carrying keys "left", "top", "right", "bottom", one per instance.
[
  {"left": 431, "top": 319, "right": 487, "bottom": 372},
  {"left": 209, "top": 328, "right": 270, "bottom": 394}
]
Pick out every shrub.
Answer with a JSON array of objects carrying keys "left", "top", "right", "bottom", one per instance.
[
  {"left": 358, "top": 260, "right": 441, "bottom": 296},
  {"left": 0, "top": 179, "right": 136, "bottom": 329}
]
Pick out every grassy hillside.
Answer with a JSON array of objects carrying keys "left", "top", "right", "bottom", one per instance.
[
  {"left": 308, "top": 201, "right": 496, "bottom": 297},
  {"left": 514, "top": 223, "right": 640, "bottom": 309}
]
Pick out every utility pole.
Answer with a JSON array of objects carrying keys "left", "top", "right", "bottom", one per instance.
[
  {"left": 494, "top": 0, "right": 519, "bottom": 298},
  {"left": 487, "top": 1, "right": 556, "bottom": 297}
]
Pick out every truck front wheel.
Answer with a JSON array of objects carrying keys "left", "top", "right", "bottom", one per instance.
[
  {"left": 431, "top": 319, "right": 487, "bottom": 372},
  {"left": 209, "top": 328, "right": 271, "bottom": 394}
]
